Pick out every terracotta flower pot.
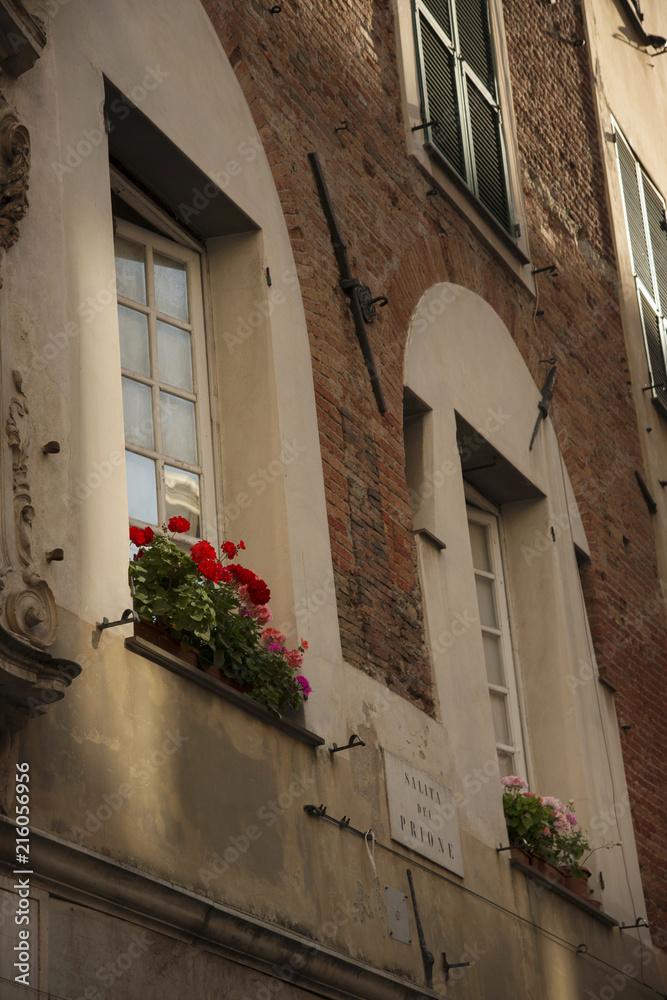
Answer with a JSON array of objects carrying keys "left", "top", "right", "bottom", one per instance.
[
  {"left": 134, "top": 619, "right": 199, "bottom": 668},
  {"left": 527, "top": 853, "right": 563, "bottom": 884},
  {"left": 559, "top": 867, "right": 591, "bottom": 900}
]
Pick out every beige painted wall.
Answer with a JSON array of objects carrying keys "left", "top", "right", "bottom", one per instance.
[{"left": 0, "top": 0, "right": 664, "bottom": 995}]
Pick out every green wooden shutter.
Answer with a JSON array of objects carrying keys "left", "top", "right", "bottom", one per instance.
[
  {"left": 615, "top": 124, "right": 667, "bottom": 414},
  {"left": 417, "top": 11, "right": 465, "bottom": 176},
  {"left": 413, "top": 0, "right": 513, "bottom": 234},
  {"left": 466, "top": 79, "right": 511, "bottom": 232},
  {"left": 456, "top": 0, "right": 494, "bottom": 89},
  {"left": 638, "top": 290, "right": 667, "bottom": 413},
  {"left": 616, "top": 130, "right": 654, "bottom": 298}
]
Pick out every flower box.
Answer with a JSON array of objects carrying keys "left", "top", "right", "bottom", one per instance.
[
  {"left": 128, "top": 519, "right": 311, "bottom": 716},
  {"left": 134, "top": 619, "right": 199, "bottom": 668}
]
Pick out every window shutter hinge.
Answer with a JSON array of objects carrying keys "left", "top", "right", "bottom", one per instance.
[
  {"left": 514, "top": 223, "right": 521, "bottom": 238},
  {"left": 606, "top": 131, "right": 617, "bottom": 144}
]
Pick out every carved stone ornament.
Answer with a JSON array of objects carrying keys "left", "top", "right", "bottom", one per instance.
[
  {"left": 0, "top": 89, "right": 29, "bottom": 256},
  {"left": 3, "top": 369, "right": 58, "bottom": 650}
]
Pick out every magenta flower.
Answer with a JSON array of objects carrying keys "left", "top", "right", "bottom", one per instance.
[{"left": 296, "top": 675, "right": 311, "bottom": 697}]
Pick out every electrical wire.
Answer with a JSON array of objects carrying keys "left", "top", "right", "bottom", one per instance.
[
  {"left": 549, "top": 396, "right": 651, "bottom": 984},
  {"left": 304, "top": 807, "right": 667, "bottom": 998}
]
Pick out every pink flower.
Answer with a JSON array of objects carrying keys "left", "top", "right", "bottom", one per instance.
[
  {"left": 501, "top": 775, "right": 529, "bottom": 790},
  {"left": 285, "top": 649, "right": 304, "bottom": 669},
  {"left": 542, "top": 796, "right": 564, "bottom": 814},
  {"left": 296, "top": 675, "right": 311, "bottom": 697},
  {"left": 249, "top": 604, "right": 273, "bottom": 626},
  {"left": 262, "top": 627, "right": 286, "bottom": 646},
  {"left": 566, "top": 812, "right": 578, "bottom": 827}
]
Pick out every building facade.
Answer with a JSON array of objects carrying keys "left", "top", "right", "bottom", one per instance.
[{"left": 0, "top": 0, "right": 666, "bottom": 998}]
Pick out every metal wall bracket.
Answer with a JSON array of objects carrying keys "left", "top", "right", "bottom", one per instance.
[
  {"left": 96, "top": 608, "right": 137, "bottom": 631},
  {"left": 308, "top": 151, "right": 387, "bottom": 413},
  {"left": 330, "top": 733, "right": 366, "bottom": 754},
  {"left": 357, "top": 285, "right": 388, "bottom": 323}
]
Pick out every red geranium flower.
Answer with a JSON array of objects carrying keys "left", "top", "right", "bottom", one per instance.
[
  {"left": 247, "top": 580, "right": 271, "bottom": 605},
  {"left": 130, "top": 526, "right": 146, "bottom": 546},
  {"left": 143, "top": 526, "right": 154, "bottom": 543},
  {"left": 222, "top": 540, "right": 238, "bottom": 560},
  {"left": 133, "top": 548, "right": 145, "bottom": 561},
  {"left": 239, "top": 540, "right": 246, "bottom": 550},
  {"left": 198, "top": 559, "right": 224, "bottom": 583},
  {"left": 228, "top": 564, "right": 258, "bottom": 586},
  {"left": 168, "top": 516, "right": 190, "bottom": 534},
  {"left": 190, "top": 540, "right": 216, "bottom": 565}
]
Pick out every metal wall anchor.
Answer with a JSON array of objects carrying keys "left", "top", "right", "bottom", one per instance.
[
  {"left": 329, "top": 734, "right": 365, "bottom": 754},
  {"left": 96, "top": 608, "right": 138, "bottom": 631},
  {"left": 357, "top": 285, "right": 388, "bottom": 323}
]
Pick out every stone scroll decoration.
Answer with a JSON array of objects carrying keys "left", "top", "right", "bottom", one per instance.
[
  {"left": 3, "top": 370, "right": 57, "bottom": 650},
  {"left": 0, "top": 91, "right": 29, "bottom": 261}
]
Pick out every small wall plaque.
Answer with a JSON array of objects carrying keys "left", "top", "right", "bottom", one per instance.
[
  {"left": 384, "top": 749, "right": 464, "bottom": 877},
  {"left": 384, "top": 885, "right": 410, "bottom": 943}
]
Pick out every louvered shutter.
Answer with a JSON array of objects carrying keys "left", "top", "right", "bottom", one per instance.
[
  {"left": 638, "top": 291, "right": 667, "bottom": 412},
  {"left": 615, "top": 124, "right": 667, "bottom": 415},
  {"left": 417, "top": 12, "right": 465, "bottom": 176},
  {"left": 413, "top": 0, "right": 513, "bottom": 234}
]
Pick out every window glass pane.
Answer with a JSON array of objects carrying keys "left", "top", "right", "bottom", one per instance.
[
  {"left": 126, "top": 450, "right": 158, "bottom": 524},
  {"left": 115, "top": 236, "right": 147, "bottom": 305},
  {"left": 483, "top": 632, "right": 504, "bottom": 686},
  {"left": 475, "top": 575, "right": 497, "bottom": 628},
  {"left": 497, "top": 750, "right": 514, "bottom": 779},
  {"left": 468, "top": 520, "right": 490, "bottom": 571},
  {"left": 154, "top": 253, "right": 189, "bottom": 322},
  {"left": 122, "top": 378, "right": 154, "bottom": 449},
  {"left": 490, "top": 690, "right": 510, "bottom": 745},
  {"left": 157, "top": 320, "right": 193, "bottom": 391},
  {"left": 118, "top": 305, "right": 150, "bottom": 376},
  {"left": 160, "top": 392, "right": 197, "bottom": 464},
  {"left": 165, "top": 465, "right": 200, "bottom": 538}
]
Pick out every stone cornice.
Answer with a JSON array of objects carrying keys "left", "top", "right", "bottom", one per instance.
[{"left": 0, "top": 818, "right": 437, "bottom": 1000}]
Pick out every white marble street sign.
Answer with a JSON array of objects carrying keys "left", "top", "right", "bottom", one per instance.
[{"left": 383, "top": 749, "right": 464, "bottom": 877}]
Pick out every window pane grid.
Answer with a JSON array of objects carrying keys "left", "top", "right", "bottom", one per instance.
[
  {"left": 468, "top": 508, "right": 524, "bottom": 771},
  {"left": 120, "top": 369, "right": 197, "bottom": 404},
  {"left": 116, "top": 224, "right": 204, "bottom": 536}
]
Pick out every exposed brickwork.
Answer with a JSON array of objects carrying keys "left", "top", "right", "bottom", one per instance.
[{"left": 202, "top": 0, "right": 667, "bottom": 939}]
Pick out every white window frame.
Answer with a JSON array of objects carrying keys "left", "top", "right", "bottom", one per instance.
[
  {"left": 115, "top": 216, "right": 217, "bottom": 545},
  {"left": 466, "top": 500, "right": 526, "bottom": 778}
]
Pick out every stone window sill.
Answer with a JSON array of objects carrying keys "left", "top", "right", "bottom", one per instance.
[
  {"left": 509, "top": 857, "right": 619, "bottom": 927},
  {"left": 125, "top": 634, "right": 325, "bottom": 749}
]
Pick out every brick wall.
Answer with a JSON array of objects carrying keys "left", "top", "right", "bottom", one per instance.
[{"left": 202, "top": 0, "right": 667, "bottom": 939}]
